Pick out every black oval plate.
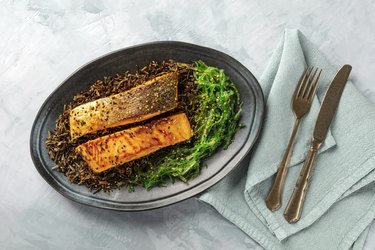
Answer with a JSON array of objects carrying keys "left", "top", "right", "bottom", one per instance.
[{"left": 30, "top": 41, "right": 264, "bottom": 211}]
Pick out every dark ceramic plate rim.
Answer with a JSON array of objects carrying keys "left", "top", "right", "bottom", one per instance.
[{"left": 30, "top": 41, "right": 264, "bottom": 211}]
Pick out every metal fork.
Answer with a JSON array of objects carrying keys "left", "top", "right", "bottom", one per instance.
[{"left": 265, "top": 67, "right": 322, "bottom": 211}]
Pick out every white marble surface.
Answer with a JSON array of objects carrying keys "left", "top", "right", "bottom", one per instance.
[{"left": 1, "top": 0, "right": 375, "bottom": 249}]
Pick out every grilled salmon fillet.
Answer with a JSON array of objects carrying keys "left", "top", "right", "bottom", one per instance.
[
  {"left": 69, "top": 72, "right": 179, "bottom": 140},
  {"left": 76, "top": 113, "right": 193, "bottom": 173}
]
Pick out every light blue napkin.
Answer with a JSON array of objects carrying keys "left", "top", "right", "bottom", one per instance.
[{"left": 200, "top": 29, "right": 375, "bottom": 250}]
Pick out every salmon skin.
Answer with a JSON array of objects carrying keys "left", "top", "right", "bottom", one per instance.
[
  {"left": 76, "top": 113, "right": 193, "bottom": 173},
  {"left": 69, "top": 72, "right": 179, "bottom": 140}
]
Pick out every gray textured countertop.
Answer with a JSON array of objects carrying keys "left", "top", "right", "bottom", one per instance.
[{"left": 1, "top": 0, "right": 374, "bottom": 249}]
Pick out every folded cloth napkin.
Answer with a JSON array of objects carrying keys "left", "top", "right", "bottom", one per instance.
[{"left": 200, "top": 29, "right": 375, "bottom": 250}]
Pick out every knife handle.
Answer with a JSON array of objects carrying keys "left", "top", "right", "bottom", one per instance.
[{"left": 284, "top": 139, "right": 322, "bottom": 223}]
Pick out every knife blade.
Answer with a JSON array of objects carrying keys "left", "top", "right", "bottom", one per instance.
[
  {"left": 313, "top": 64, "right": 352, "bottom": 142},
  {"left": 284, "top": 64, "right": 352, "bottom": 223}
]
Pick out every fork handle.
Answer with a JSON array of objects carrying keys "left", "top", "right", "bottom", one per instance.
[
  {"left": 283, "top": 139, "right": 322, "bottom": 223},
  {"left": 266, "top": 118, "right": 301, "bottom": 211}
]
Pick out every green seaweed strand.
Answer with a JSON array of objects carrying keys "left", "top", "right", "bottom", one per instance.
[{"left": 139, "top": 61, "right": 243, "bottom": 189}]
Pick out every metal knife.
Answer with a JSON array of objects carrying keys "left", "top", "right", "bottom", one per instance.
[{"left": 283, "top": 64, "right": 352, "bottom": 223}]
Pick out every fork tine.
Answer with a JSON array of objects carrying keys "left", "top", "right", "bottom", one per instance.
[
  {"left": 298, "top": 66, "right": 314, "bottom": 98},
  {"left": 307, "top": 69, "right": 322, "bottom": 101},
  {"left": 296, "top": 67, "right": 312, "bottom": 97},
  {"left": 303, "top": 68, "right": 318, "bottom": 99},
  {"left": 294, "top": 68, "right": 308, "bottom": 97}
]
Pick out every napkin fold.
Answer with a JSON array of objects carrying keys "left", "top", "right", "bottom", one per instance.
[{"left": 200, "top": 29, "right": 375, "bottom": 250}]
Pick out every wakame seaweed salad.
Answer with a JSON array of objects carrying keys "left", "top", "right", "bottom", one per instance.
[{"left": 46, "top": 60, "right": 243, "bottom": 192}]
